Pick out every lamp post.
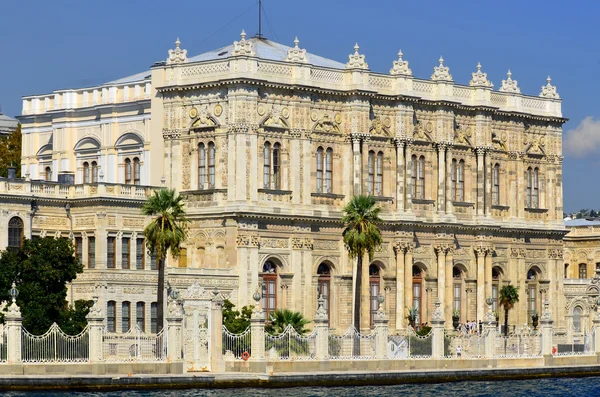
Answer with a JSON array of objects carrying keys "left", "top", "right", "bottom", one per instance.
[
  {"left": 64, "top": 202, "right": 73, "bottom": 239},
  {"left": 29, "top": 199, "right": 39, "bottom": 240},
  {"left": 9, "top": 281, "right": 18, "bottom": 304}
]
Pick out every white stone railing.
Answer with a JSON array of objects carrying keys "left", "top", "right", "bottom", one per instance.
[{"left": 0, "top": 179, "right": 155, "bottom": 200}]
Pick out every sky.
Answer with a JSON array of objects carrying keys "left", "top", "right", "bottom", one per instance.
[{"left": 0, "top": 0, "right": 597, "bottom": 212}]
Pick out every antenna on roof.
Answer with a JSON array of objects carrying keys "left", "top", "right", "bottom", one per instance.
[{"left": 257, "top": 0, "right": 263, "bottom": 38}]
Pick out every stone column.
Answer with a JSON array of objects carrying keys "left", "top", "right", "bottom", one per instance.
[
  {"left": 166, "top": 300, "right": 184, "bottom": 362},
  {"left": 250, "top": 306, "right": 266, "bottom": 362},
  {"left": 373, "top": 299, "right": 389, "bottom": 360},
  {"left": 404, "top": 244, "right": 414, "bottom": 323},
  {"left": 86, "top": 296, "right": 105, "bottom": 363},
  {"left": 395, "top": 243, "right": 405, "bottom": 330},
  {"left": 210, "top": 291, "right": 224, "bottom": 371},
  {"left": 395, "top": 139, "right": 405, "bottom": 212},
  {"left": 352, "top": 134, "right": 362, "bottom": 195},
  {"left": 5, "top": 293, "right": 22, "bottom": 364},
  {"left": 430, "top": 301, "right": 445, "bottom": 359},
  {"left": 476, "top": 147, "right": 485, "bottom": 217},
  {"left": 314, "top": 295, "right": 329, "bottom": 360},
  {"left": 483, "top": 297, "right": 497, "bottom": 359},
  {"left": 435, "top": 246, "right": 446, "bottom": 314},
  {"left": 437, "top": 143, "right": 446, "bottom": 214},
  {"left": 404, "top": 141, "right": 413, "bottom": 211},
  {"left": 540, "top": 299, "right": 554, "bottom": 356},
  {"left": 485, "top": 248, "right": 493, "bottom": 308},
  {"left": 475, "top": 246, "right": 485, "bottom": 323},
  {"left": 445, "top": 247, "right": 454, "bottom": 328}
]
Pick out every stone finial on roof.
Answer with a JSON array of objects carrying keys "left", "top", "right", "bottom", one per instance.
[
  {"left": 469, "top": 62, "right": 493, "bottom": 88},
  {"left": 431, "top": 56, "right": 453, "bottom": 82},
  {"left": 232, "top": 29, "right": 255, "bottom": 57},
  {"left": 167, "top": 37, "right": 187, "bottom": 64},
  {"left": 499, "top": 70, "right": 521, "bottom": 93},
  {"left": 285, "top": 36, "right": 307, "bottom": 63},
  {"left": 346, "top": 43, "right": 368, "bottom": 70},
  {"left": 539, "top": 76, "right": 560, "bottom": 99},
  {"left": 389, "top": 50, "right": 412, "bottom": 76}
]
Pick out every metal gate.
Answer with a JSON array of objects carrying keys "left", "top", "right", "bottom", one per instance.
[{"left": 182, "top": 281, "right": 212, "bottom": 371}]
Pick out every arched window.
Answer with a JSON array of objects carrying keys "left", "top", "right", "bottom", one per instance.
[
  {"left": 208, "top": 142, "right": 215, "bottom": 188},
  {"left": 107, "top": 301, "right": 116, "bottom": 333},
  {"left": 136, "top": 302, "right": 146, "bottom": 331},
  {"left": 124, "top": 158, "right": 132, "bottom": 184},
  {"left": 417, "top": 156, "right": 425, "bottom": 199},
  {"left": 573, "top": 307, "right": 582, "bottom": 332},
  {"left": 526, "top": 267, "right": 541, "bottom": 323},
  {"left": 325, "top": 148, "right": 333, "bottom": 193},
  {"left": 91, "top": 161, "right": 98, "bottom": 183},
  {"left": 411, "top": 155, "right": 417, "bottom": 197},
  {"left": 45, "top": 166, "right": 52, "bottom": 182},
  {"left": 133, "top": 157, "right": 141, "bottom": 185},
  {"left": 316, "top": 147, "right": 324, "bottom": 193},
  {"left": 317, "top": 263, "right": 331, "bottom": 323},
  {"left": 369, "top": 264, "right": 381, "bottom": 327},
  {"left": 451, "top": 159, "right": 465, "bottom": 201},
  {"left": 452, "top": 266, "right": 464, "bottom": 320},
  {"left": 261, "top": 260, "right": 278, "bottom": 320},
  {"left": 198, "top": 143, "right": 206, "bottom": 189},
  {"left": 412, "top": 265, "right": 423, "bottom": 324},
  {"left": 367, "top": 151, "right": 375, "bottom": 195},
  {"left": 492, "top": 267, "right": 502, "bottom": 312},
  {"left": 8, "top": 217, "right": 23, "bottom": 249},
  {"left": 492, "top": 164, "right": 500, "bottom": 205},
  {"left": 263, "top": 142, "right": 271, "bottom": 188},
  {"left": 83, "top": 162, "right": 90, "bottom": 184},
  {"left": 532, "top": 167, "right": 539, "bottom": 208},
  {"left": 579, "top": 263, "right": 588, "bottom": 279},
  {"left": 375, "top": 152, "right": 383, "bottom": 196}
]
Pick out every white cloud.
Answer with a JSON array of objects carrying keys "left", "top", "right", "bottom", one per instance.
[{"left": 564, "top": 117, "right": 600, "bottom": 158}]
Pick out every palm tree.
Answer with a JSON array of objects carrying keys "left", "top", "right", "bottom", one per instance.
[
  {"left": 342, "top": 195, "right": 383, "bottom": 333},
  {"left": 142, "top": 188, "right": 189, "bottom": 333},
  {"left": 499, "top": 285, "right": 519, "bottom": 337},
  {"left": 265, "top": 309, "right": 310, "bottom": 335}
]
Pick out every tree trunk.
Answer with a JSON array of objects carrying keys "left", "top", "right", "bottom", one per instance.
[
  {"left": 353, "top": 255, "right": 362, "bottom": 356},
  {"left": 157, "top": 255, "right": 166, "bottom": 333},
  {"left": 504, "top": 308, "right": 509, "bottom": 337}
]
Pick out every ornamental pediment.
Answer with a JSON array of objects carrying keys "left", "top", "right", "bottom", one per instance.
[
  {"left": 369, "top": 116, "right": 392, "bottom": 137},
  {"left": 453, "top": 124, "right": 473, "bottom": 147},
  {"left": 311, "top": 111, "right": 342, "bottom": 135},
  {"left": 258, "top": 104, "right": 290, "bottom": 130},
  {"left": 189, "top": 105, "right": 220, "bottom": 131},
  {"left": 413, "top": 120, "right": 433, "bottom": 142}
]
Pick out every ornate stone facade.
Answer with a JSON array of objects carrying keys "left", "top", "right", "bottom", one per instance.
[{"left": 9, "top": 32, "right": 567, "bottom": 333}]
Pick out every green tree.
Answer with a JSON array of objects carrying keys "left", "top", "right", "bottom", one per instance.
[
  {"left": 265, "top": 309, "right": 310, "bottom": 335},
  {"left": 58, "top": 299, "right": 94, "bottom": 335},
  {"left": 142, "top": 188, "right": 189, "bottom": 333},
  {"left": 342, "top": 195, "right": 382, "bottom": 333},
  {"left": 0, "top": 124, "right": 22, "bottom": 178},
  {"left": 223, "top": 299, "right": 253, "bottom": 334},
  {"left": 0, "top": 237, "right": 87, "bottom": 334},
  {"left": 499, "top": 284, "right": 520, "bottom": 337}
]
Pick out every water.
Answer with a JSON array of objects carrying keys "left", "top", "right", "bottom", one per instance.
[{"left": 3, "top": 377, "right": 600, "bottom": 397}]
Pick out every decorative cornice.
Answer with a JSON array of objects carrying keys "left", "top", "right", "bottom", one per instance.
[
  {"left": 499, "top": 70, "right": 520, "bottom": 94},
  {"left": 389, "top": 50, "right": 412, "bottom": 76},
  {"left": 232, "top": 30, "right": 255, "bottom": 57},
  {"left": 539, "top": 76, "right": 559, "bottom": 99},
  {"left": 167, "top": 38, "right": 187, "bottom": 65},
  {"left": 346, "top": 43, "right": 368, "bottom": 70},
  {"left": 431, "top": 56, "right": 453, "bottom": 82},
  {"left": 285, "top": 37, "right": 308, "bottom": 63},
  {"left": 469, "top": 63, "right": 493, "bottom": 88}
]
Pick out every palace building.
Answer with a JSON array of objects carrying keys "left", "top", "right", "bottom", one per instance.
[{"left": 7, "top": 31, "right": 568, "bottom": 333}]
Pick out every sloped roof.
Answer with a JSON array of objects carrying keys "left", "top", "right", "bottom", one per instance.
[
  {"left": 105, "top": 70, "right": 152, "bottom": 85},
  {"left": 0, "top": 113, "right": 18, "bottom": 132},
  {"left": 565, "top": 219, "right": 600, "bottom": 227},
  {"left": 188, "top": 37, "right": 346, "bottom": 69}
]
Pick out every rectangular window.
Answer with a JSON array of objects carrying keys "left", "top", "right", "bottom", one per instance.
[
  {"left": 413, "top": 283, "right": 422, "bottom": 324},
  {"left": 325, "top": 149, "right": 332, "bottom": 194},
  {"left": 417, "top": 157, "right": 424, "bottom": 199},
  {"left": 453, "top": 283, "right": 461, "bottom": 313},
  {"left": 88, "top": 237, "right": 96, "bottom": 269},
  {"left": 150, "top": 302, "right": 157, "bottom": 333},
  {"left": 121, "top": 237, "right": 130, "bottom": 269},
  {"left": 136, "top": 302, "right": 145, "bottom": 331},
  {"left": 122, "top": 302, "right": 131, "bottom": 332},
  {"left": 75, "top": 237, "right": 83, "bottom": 264},
  {"left": 492, "top": 165, "right": 500, "bottom": 205},
  {"left": 136, "top": 239, "right": 145, "bottom": 270},
  {"left": 208, "top": 143, "right": 216, "bottom": 188},
  {"left": 492, "top": 285, "right": 498, "bottom": 312},
  {"left": 532, "top": 169, "right": 539, "bottom": 208},
  {"left": 263, "top": 144, "right": 271, "bottom": 189},
  {"left": 107, "top": 237, "right": 116, "bottom": 269},
  {"left": 527, "top": 284, "right": 536, "bottom": 321},
  {"left": 316, "top": 148, "right": 323, "bottom": 193},
  {"left": 150, "top": 251, "right": 157, "bottom": 270},
  {"left": 369, "top": 279, "right": 380, "bottom": 327},
  {"left": 273, "top": 145, "right": 281, "bottom": 189},
  {"left": 134, "top": 159, "right": 141, "bottom": 185},
  {"left": 367, "top": 152, "right": 374, "bottom": 195},
  {"left": 457, "top": 161, "right": 464, "bottom": 202},
  {"left": 451, "top": 160, "right": 457, "bottom": 201},
  {"left": 199, "top": 144, "right": 206, "bottom": 189},
  {"left": 526, "top": 169, "right": 532, "bottom": 208},
  {"left": 262, "top": 275, "right": 277, "bottom": 320},
  {"left": 411, "top": 156, "right": 417, "bottom": 198},
  {"left": 107, "top": 301, "right": 116, "bottom": 333},
  {"left": 375, "top": 152, "right": 383, "bottom": 196}
]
